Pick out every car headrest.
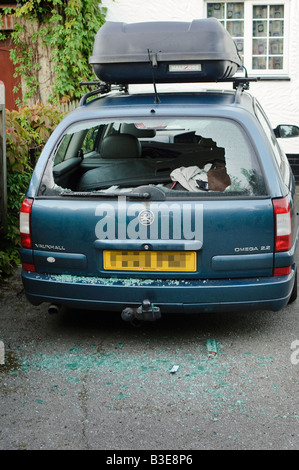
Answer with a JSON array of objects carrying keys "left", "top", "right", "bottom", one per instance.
[
  {"left": 101, "top": 133, "right": 142, "bottom": 159},
  {"left": 120, "top": 123, "right": 156, "bottom": 138}
]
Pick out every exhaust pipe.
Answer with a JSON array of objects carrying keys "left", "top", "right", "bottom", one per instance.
[{"left": 48, "top": 304, "right": 61, "bottom": 314}]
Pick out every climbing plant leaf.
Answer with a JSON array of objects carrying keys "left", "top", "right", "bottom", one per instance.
[{"left": 8, "top": 0, "right": 106, "bottom": 104}]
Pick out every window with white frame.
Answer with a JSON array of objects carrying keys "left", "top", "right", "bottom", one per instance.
[{"left": 206, "top": 1, "right": 289, "bottom": 76}]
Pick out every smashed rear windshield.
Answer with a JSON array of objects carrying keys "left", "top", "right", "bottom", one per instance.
[{"left": 39, "top": 117, "right": 267, "bottom": 198}]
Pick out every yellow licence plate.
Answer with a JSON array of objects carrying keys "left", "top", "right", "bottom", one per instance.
[{"left": 103, "top": 250, "right": 197, "bottom": 272}]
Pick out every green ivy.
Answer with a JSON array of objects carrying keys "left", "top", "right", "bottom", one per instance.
[
  {"left": 9, "top": 0, "right": 106, "bottom": 104},
  {"left": 0, "top": 1, "right": 106, "bottom": 279},
  {"left": 6, "top": 103, "right": 64, "bottom": 171}
]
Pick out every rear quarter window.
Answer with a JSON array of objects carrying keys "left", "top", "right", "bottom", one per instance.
[{"left": 255, "top": 103, "right": 291, "bottom": 187}]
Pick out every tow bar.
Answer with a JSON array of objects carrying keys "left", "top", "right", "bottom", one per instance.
[{"left": 121, "top": 299, "right": 161, "bottom": 325}]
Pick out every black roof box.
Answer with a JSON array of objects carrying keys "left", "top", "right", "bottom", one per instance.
[{"left": 90, "top": 18, "right": 242, "bottom": 84}]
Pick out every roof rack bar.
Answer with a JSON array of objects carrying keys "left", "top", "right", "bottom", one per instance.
[
  {"left": 79, "top": 82, "right": 128, "bottom": 106},
  {"left": 231, "top": 76, "right": 259, "bottom": 90},
  {"left": 78, "top": 76, "right": 261, "bottom": 107},
  {"left": 218, "top": 65, "right": 259, "bottom": 91},
  {"left": 230, "top": 77, "right": 259, "bottom": 104}
]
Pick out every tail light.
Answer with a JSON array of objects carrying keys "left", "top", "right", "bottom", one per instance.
[
  {"left": 273, "top": 197, "right": 292, "bottom": 276},
  {"left": 273, "top": 197, "right": 292, "bottom": 252},
  {"left": 20, "top": 197, "right": 33, "bottom": 249},
  {"left": 20, "top": 197, "right": 35, "bottom": 272}
]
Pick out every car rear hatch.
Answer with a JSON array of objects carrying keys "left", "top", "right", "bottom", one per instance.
[{"left": 26, "top": 195, "right": 276, "bottom": 280}]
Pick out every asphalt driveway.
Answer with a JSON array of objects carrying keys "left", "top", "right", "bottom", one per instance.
[{"left": 0, "top": 267, "right": 298, "bottom": 451}]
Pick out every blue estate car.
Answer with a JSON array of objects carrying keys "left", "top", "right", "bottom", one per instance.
[{"left": 19, "top": 19, "right": 299, "bottom": 321}]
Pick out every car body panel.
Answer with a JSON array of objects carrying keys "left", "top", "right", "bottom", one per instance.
[{"left": 22, "top": 268, "right": 295, "bottom": 313}]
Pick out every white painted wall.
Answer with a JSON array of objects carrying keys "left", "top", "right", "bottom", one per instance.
[
  {"left": 101, "top": 0, "right": 299, "bottom": 153},
  {"left": 102, "top": 0, "right": 204, "bottom": 22}
]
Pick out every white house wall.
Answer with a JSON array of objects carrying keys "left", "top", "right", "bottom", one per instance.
[
  {"left": 101, "top": 0, "right": 299, "bottom": 154},
  {"left": 102, "top": 0, "right": 203, "bottom": 22}
]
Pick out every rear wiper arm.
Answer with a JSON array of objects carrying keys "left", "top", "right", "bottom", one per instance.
[{"left": 60, "top": 190, "right": 151, "bottom": 199}]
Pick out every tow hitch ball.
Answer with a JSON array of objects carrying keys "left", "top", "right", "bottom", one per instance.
[{"left": 121, "top": 299, "right": 161, "bottom": 323}]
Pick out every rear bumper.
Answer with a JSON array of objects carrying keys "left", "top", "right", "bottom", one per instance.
[{"left": 21, "top": 268, "right": 296, "bottom": 313}]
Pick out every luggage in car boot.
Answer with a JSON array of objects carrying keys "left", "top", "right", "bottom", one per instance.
[{"left": 89, "top": 18, "right": 242, "bottom": 84}]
